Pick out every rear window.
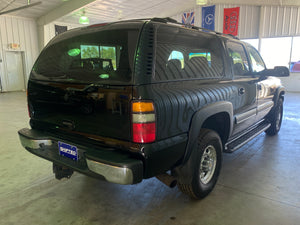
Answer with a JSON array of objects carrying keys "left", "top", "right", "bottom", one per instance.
[
  {"left": 155, "top": 25, "right": 224, "bottom": 81},
  {"left": 31, "top": 28, "right": 140, "bottom": 84}
]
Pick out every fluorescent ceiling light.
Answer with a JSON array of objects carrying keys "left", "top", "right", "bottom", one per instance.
[
  {"left": 196, "top": 0, "right": 207, "bottom": 5},
  {"left": 79, "top": 15, "right": 89, "bottom": 24}
]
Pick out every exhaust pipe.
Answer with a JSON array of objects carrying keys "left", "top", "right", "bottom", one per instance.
[{"left": 156, "top": 173, "right": 177, "bottom": 188}]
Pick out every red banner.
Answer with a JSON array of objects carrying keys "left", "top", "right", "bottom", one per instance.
[{"left": 223, "top": 7, "right": 240, "bottom": 36}]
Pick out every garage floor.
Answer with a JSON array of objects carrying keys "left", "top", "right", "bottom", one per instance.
[{"left": 1, "top": 92, "right": 300, "bottom": 225}]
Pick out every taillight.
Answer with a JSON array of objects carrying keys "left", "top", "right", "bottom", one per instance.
[{"left": 131, "top": 101, "right": 156, "bottom": 143}]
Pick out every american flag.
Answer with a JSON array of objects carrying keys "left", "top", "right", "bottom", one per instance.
[{"left": 182, "top": 12, "right": 195, "bottom": 26}]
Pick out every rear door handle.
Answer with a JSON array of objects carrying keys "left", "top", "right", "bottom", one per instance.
[{"left": 239, "top": 87, "right": 245, "bottom": 95}]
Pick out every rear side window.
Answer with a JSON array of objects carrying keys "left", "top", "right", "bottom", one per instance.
[
  {"left": 154, "top": 25, "right": 224, "bottom": 81},
  {"left": 31, "top": 29, "right": 140, "bottom": 84}
]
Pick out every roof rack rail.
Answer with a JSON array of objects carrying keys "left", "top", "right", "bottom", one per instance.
[
  {"left": 150, "top": 17, "right": 240, "bottom": 40},
  {"left": 151, "top": 17, "right": 178, "bottom": 24}
]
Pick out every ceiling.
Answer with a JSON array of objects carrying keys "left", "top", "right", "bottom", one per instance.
[
  {"left": 1, "top": 0, "right": 300, "bottom": 26},
  {"left": 58, "top": 0, "right": 198, "bottom": 25},
  {"left": 0, "top": 0, "right": 198, "bottom": 25},
  {"left": 0, "top": 0, "right": 64, "bottom": 18}
]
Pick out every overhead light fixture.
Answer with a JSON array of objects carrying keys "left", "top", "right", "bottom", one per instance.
[
  {"left": 79, "top": 10, "right": 89, "bottom": 24},
  {"left": 118, "top": 10, "right": 123, "bottom": 20},
  {"left": 79, "top": 15, "right": 89, "bottom": 24},
  {"left": 196, "top": 0, "right": 208, "bottom": 5}
]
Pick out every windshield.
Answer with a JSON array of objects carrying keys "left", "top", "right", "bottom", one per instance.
[{"left": 31, "top": 28, "right": 140, "bottom": 84}]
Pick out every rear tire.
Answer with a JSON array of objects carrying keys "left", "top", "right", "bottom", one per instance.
[
  {"left": 178, "top": 129, "right": 222, "bottom": 199},
  {"left": 265, "top": 98, "right": 283, "bottom": 136}
]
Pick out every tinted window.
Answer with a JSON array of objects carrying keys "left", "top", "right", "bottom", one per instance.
[
  {"left": 31, "top": 29, "right": 139, "bottom": 84},
  {"left": 168, "top": 50, "right": 184, "bottom": 69},
  {"left": 227, "top": 41, "right": 250, "bottom": 76},
  {"left": 155, "top": 25, "right": 224, "bottom": 81}
]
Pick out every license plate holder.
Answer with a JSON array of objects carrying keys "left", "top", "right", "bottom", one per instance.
[{"left": 58, "top": 141, "right": 78, "bottom": 161}]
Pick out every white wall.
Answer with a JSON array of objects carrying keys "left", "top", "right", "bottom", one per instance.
[
  {"left": 171, "top": 5, "right": 300, "bottom": 39},
  {"left": 281, "top": 73, "right": 300, "bottom": 92},
  {"left": 0, "top": 16, "right": 39, "bottom": 92},
  {"left": 261, "top": 6, "right": 300, "bottom": 37},
  {"left": 171, "top": 4, "right": 260, "bottom": 39},
  {"left": 0, "top": 17, "right": 82, "bottom": 92}
]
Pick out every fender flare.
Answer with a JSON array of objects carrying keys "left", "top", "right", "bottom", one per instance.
[
  {"left": 183, "top": 101, "right": 234, "bottom": 164},
  {"left": 174, "top": 101, "right": 233, "bottom": 183},
  {"left": 274, "top": 86, "right": 285, "bottom": 102},
  {"left": 267, "top": 86, "right": 285, "bottom": 118}
]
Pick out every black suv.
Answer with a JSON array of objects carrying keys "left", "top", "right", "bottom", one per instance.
[{"left": 18, "top": 18, "right": 289, "bottom": 199}]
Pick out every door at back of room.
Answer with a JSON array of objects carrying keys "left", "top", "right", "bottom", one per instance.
[{"left": 6, "top": 51, "right": 25, "bottom": 91}]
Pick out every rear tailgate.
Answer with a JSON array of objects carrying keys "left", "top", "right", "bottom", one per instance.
[
  {"left": 28, "top": 80, "right": 133, "bottom": 141},
  {"left": 27, "top": 23, "right": 143, "bottom": 142}
]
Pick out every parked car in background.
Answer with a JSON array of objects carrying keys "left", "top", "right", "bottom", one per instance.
[{"left": 290, "top": 61, "right": 300, "bottom": 72}]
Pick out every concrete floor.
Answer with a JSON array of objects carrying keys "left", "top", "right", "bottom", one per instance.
[{"left": 1, "top": 92, "right": 300, "bottom": 225}]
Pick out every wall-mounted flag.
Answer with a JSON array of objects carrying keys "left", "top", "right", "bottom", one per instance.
[
  {"left": 223, "top": 7, "right": 240, "bottom": 36},
  {"left": 182, "top": 12, "right": 195, "bottom": 26},
  {"left": 202, "top": 5, "right": 215, "bottom": 31}
]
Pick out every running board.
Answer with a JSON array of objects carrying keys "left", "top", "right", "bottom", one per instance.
[{"left": 225, "top": 122, "right": 271, "bottom": 153}]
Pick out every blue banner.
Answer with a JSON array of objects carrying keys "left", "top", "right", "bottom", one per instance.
[{"left": 202, "top": 5, "right": 215, "bottom": 31}]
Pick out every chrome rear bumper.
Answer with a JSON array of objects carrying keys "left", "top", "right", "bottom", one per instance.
[
  {"left": 85, "top": 158, "right": 134, "bottom": 185},
  {"left": 18, "top": 128, "right": 143, "bottom": 185}
]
